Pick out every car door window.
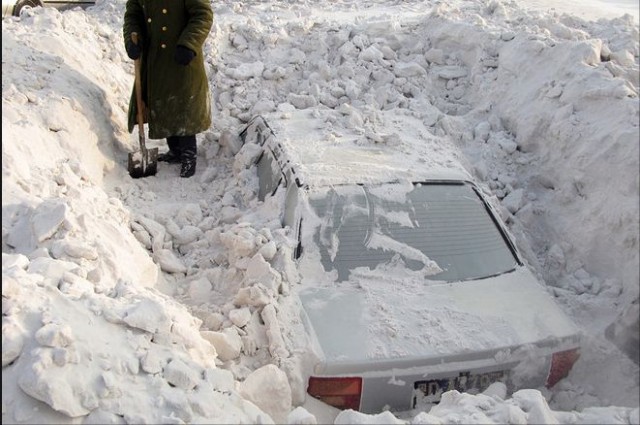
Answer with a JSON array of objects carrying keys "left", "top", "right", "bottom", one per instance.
[{"left": 256, "top": 149, "right": 283, "bottom": 201}]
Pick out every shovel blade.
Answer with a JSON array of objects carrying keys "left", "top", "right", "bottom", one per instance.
[{"left": 128, "top": 147, "right": 159, "bottom": 179}]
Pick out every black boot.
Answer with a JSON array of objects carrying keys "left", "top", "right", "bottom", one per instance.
[
  {"left": 159, "top": 136, "right": 182, "bottom": 163},
  {"left": 157, "top": 150, "right": 181, "bottom": 163},
  {"left": 180, "top": 135, "right": 197, "bottom": 178}
]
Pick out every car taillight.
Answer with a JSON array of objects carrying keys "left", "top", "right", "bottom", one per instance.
[
  {"left": 307, "top": 376, "right": 362, "bottom": 411},
  {"left": 546, "top": 348, "right": 580, "bottom": 388}
]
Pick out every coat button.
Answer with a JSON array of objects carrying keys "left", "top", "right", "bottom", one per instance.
[
  {"left": 162, "top": 26, "right": 167, "bottom": 31},
  {"left": 161, "top": 43, "right": 166, "bottom": 49},
  {"left": 162, "top": 8, "right": 167, "bottom": 13},
  {"left": 147, "top": 18, "right": 151, "bottom": 22}
]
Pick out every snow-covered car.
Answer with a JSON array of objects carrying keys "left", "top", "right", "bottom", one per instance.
[
  {"left": 239, "top": 110, "right": 582, "bottom": 413},
  {"left": 2, "top": 0, "right": 94, "bottom": 17}
]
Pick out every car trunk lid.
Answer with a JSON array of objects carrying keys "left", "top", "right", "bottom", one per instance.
[{"left": 299, "top": 266, "right": 580, "bottom": 375}]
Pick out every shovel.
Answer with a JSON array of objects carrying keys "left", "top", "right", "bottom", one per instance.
[{"left": 128, "top": 32, "right": 158, "bottom": 179}]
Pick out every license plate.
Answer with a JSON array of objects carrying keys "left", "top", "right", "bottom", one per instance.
[{"left": 413, "top": 370, "right": 507, "bottom": 405}]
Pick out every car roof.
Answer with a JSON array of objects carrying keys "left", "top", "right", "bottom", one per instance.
[{"left": 256, "top": 108, "right": 473, "bottom": 189}]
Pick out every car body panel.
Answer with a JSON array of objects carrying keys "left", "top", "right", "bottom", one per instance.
[
  {"left": 299, "top": 266, "right": 579, "bottom": 372},
  {"left": 42, "top": 0, "right": 94, "bottom": 11},
  {"left": 248, "top": 111, "right": 475, "bottom": 188}
]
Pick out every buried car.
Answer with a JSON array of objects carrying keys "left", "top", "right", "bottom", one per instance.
[
  {"left": 2, "top": 0, "right": 94, "bottom": 17},
  {"left": 240, "top": 109, "right": 582, "bottom": 414}
]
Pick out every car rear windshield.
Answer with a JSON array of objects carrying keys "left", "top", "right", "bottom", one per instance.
[{"left": 301, "top": 182, "right": 519, "bottom": 282}]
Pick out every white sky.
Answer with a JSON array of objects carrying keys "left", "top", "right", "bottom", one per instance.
[{"left": 2, "top": 0, "right": 639, "bottom": 424}]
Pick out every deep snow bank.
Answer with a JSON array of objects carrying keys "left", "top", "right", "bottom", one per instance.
[{"left": 2, "top": 0, "right": 639, "bottom": 423}]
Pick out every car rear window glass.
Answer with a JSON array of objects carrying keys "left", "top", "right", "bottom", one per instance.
[{"left": 302, "top": 182, "right": 518, "bottom": 282}]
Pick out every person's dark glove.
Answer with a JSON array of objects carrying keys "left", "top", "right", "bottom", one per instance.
[
  {"left": 125, "top": 38, "right": 141, "bottom": 60},
  {"left": 174, "top": 45, "right": 196, "bottom": 66}
]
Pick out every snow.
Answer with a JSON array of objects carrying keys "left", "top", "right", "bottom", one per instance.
[{"left": 2, "top": 0, "right": 639, "bottom": 424}]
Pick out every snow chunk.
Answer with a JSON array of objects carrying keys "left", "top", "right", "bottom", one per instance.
[
  {"left": 204, "top": 367, "right": 235, "bottom": 393},
  {"left": 234, "top": 283, "right": 274, "bottom": 307},
  {"left": 359, "top": 45, "right": 384, "bottom": 62},
  {"left": 610, "top": 49, "right": 635, "bottom": 67},
  {"left": 229, "top": 307, "right": 251, "bottom": 328},
  {"left": 140, "top": 350, "right": 166, "bottom": 374},
  {"left": 227, "top": 62, "right": 265, "bottom": 80},
  {"left": 134, "top": 215, "right": 167, "bottom": 253},
  {"left": 261, "top": 304, "right": 289, "bottom": 360},
  {"left": 154, "top": 249, "right": 187, "bottom": 274},
  {"left": 18, "top": 364, "right": 91, "bottom": 418},
  {"left": 35, "top": 323, "right": 74, "bottom": 348},
  {"left": 245, "top": 254, "right": 282, "bottom": 294},
  {"left": 175, "top": 203, "right": 203, "bottom": 227},
  {"left": 163, "top": 358, "right": 200, "bottom": 390},
  {"left": 219, "top": 130, "right": 244, "bottom": 156},
  {"left": 425, "top": 48, "right": 446, "bottom": 65},
  {"left": 84, "top": 409, "right": 126, "bottom": 424},
  {"left": 263, "top": 66, "right": 288, "bottom": 80},
  {"left": 287, "top": 94, "right": 318, "bottom": 109},
  {"left": 27, "top": 257, "right": 79, "bottom": 284},
  {"left": 335, "top": 410, "right": 404, "bottom": 424},
  {"left": 502, "top": 188, "right": 525, "bottom": 214},
  {"left": 239, "top": 364, "right": 292, "bottom": 424},
  {"left": 433, "top": 65, "right": 468, "bottom": 80},
  {"left": 51, "top": 239, "right": 98, "bottom": 261},
  {"left": 123, "top": 299, "right": 171, "bottom": 334},
  {"left": 495, "top": 136, "right": 518, "bottom": 154},
  {"left": 2, "top": 319, "right": 25, "bottom": 366},
  {"left": 33, "top": 200, "right": 68, "bottom": 243},
  {"left": 474, "top": 121, "right": 491, "bottom": 142},
  {"left": 258, "top": 241, "right": 278, "bottom": 262},
  {"left": 287, "top": 406, "right": 317, "bottom": 425},
  {"left": 483, "top": 382, "right": 507, "bottom": 399},
  {"left": 173, "top": 225, "right": 203, "bottom": 246},
  {"left": 199, "top": 166, "right": 218, "bottom": 184},
  {"left": 188, "top": 277, "right": 212, "bottom": 304},
  {"left": 2, "top": 253, "right": 29, "bottom": 270},
  {"left": 251, "top": 99, "right": 277, "bottom": 115},
  {"left": 220, "top": 228, "right": 258, "bottom": 262},
  {"left": 393, "top": 62, "right": 427, "bottom": 77},
  {"left": 512, "top": 389, "right": 558, "bottom": 424},
  {"left": 201, "top": 328, "right": 242, "bottom": 361}
]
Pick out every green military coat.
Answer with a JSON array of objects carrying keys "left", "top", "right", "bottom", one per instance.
[{"left": 123, "top": 0, "right": 213, "bottom": 140}]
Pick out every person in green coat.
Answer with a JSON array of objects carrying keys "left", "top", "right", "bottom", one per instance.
[{"left": 123, "top": 0, "right": 213, "bottom": 178}]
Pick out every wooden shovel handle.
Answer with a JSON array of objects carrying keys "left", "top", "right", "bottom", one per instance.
[
  {"left": 131, "top": 32, "right": 145, "bottom": 135},
  {"left": 130, "top": 31, "right": 149, "bottom": 165}
]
